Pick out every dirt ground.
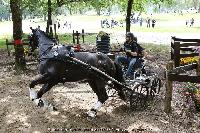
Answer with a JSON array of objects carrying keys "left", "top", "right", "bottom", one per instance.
[{"left": 0, "top": 49, "right": 200, "bottom": 133}]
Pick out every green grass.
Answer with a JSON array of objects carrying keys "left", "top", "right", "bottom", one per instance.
[
  {"left": 1, "top": 13, "right": 200, "bottom": 36},
  {"left": 0, "top": 33, "right": 98, "bottom": 49},
  {"left": 142, "top": 43, "right": 170, "bottom": 54},
  {"left": 0, "top": 35, "right": 12, "bottom": 49},
  {"left": 0, "top": 33, "right": 31, "bottom": 49},
  {"left": 58, "top": 33, "right": 97, "bottom": 45},
  {"left": 0, "top": 39, "right": 6, "bottom": 49},
  {"left": 57, "top": 34, "right": 73, "bottom": 44}
]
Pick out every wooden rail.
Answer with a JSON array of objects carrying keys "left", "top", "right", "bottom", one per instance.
[
  {"left": 171, "top": 37, "right": 200, "bottom": 67},
  {"left": 6, "top": 39, "right": 30, "bottom": 56}
]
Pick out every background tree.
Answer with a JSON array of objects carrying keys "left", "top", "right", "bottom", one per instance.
[
  {"left": 88, "top": 0, "right": 111, "bottom": 15},
  {"left": 117, "top": 0, "right": 173, "bottom": 33},
  {"left": 126, "top": 0, "right": 133, "bottom": 32},
  {"left": 10, "top": 0, "right": 26, "bottom": 70}
]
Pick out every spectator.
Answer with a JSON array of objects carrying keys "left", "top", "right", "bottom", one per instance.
[
  {"left": 120, "top": 20, "right": 124, "bottom": 27},
  {"left": 140, "top": 18, "right": 143, "bottom": 27},
  {"left": 111, "top": 18, "right": 115, "bottom": 29},
  {"left": 147, "top": 18, "right": 151, "bottom": 28},
  {"left": 152, "top": 19, "right": 156, "bottom": 28},
  {"left": 186, "top": 20, "right": 188, "bottom": 26},
  {"left": 190, "top": 18, "right": 194, "bottom": 27}
]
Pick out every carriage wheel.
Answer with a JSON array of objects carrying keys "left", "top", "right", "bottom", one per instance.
[
  {"left": 130, "top": 91, "right": 147, "bottom": 110},
  {"left": 129, "top": 84, "right": 148, "bottom": 110},
  {"left": 134, "top": 83, "right": 149, "bottom": 96},
  {"left": 150, "top": 77, "right": 162, "bottom": 97}
]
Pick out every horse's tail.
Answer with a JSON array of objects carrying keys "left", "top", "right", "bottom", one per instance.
[{"left": 113, "top": 62, "right": 126, "bottom": 100}]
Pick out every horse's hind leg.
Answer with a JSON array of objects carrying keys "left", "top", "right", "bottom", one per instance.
[{"left": 87, "top": 79, "right": 108, "bottom": 117}]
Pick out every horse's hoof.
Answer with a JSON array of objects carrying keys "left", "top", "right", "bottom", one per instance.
[
  {"left": 52, "top": 106, "right": 58, "bottom": 111},
  {"left": 34, "top": 98, "right": 44, "bottom": 107},
  {"left": 48, "top": 104, "right": 57, "bottom": 111},
  {"left": 33, "top": 98, "right": 40, "bottom": 106},
  {"left": 87, "top": 110, "right": 97, "bottom": 118},
  {"left": 38, "top": 99, "right": 44, "bottom": 107}
]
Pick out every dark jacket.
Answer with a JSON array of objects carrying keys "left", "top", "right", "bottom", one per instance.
[{"left": 123, "top": 41, "right": 144, "bottom": 58}]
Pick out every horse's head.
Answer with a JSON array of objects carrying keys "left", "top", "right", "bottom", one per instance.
[
  {"left": 29, "top": 27, "right": 53, "bottom": 52},
  {"left": 29, "top": 27, "right": 39, "bottom": 52}
]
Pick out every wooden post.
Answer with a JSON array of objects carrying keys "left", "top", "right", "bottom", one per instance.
[
  {"left": 196, "top": 57, "right": 200, "bottom": 76},
  {"left": 82, "top": 29, "right": 84, "bottom": 43},
  {"left": 54, "top": 24, "right": 57, "bottom": 39},
  {"left": 49, "top": 26, "right": 53, "bottom": 38},
  {"left": 174, "top": 42, "right": 180, "bottom": 67},
  {"left": 72, "top": 30, "right": 75, "bottom": 44},
  {"left": 6, "top": 39, "right": 10, "bottom": 56},
  {"left": 76, "top": 31, "right": 79, "bottom": 44},
  {"left": 171, "top": 37, "right": 174, "bottom": 60},
  {"left": 164, "top": 61, "right": 174, "bottom": 114}
]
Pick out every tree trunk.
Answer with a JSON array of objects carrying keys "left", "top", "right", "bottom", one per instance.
[
  {"left": 46, "top": 0, "right": 53, "bottom": 38},
  {"left": 126, "top": 0, "right": 133, "bottom": 33},
  {"left": 198, "top": 4, "right": 200, "bottom": 13},
  {"left": 96, "top": 8, "right": 101, "bottom": 16},
  {"left": 44, "top": 14, "right": 47, "bottom": 21},
  {"left": 79, "top": 9, "right": 83, "bottom": 15},
  {"left": 10, "top": 0, "right": 26, "bottom": 70}
]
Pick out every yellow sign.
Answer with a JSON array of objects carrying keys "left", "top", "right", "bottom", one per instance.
[{"left": 180, "top": 56, "right": 200, "bottom": 65}]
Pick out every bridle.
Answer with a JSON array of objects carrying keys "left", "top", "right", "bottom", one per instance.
[{"left": 31, "top": 31, "right": 55, "bottom": 61}]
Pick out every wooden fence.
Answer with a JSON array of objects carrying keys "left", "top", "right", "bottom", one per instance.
[
  {"left": 6, "top": 39, "right": 30, "bottom": 56},
  {"left": 72, "top": 29, "right": 85, "bottom": 44},
  {"left": 164, "top": 59, "right": 200, "bottom": 113},
  {"left": 171, "top": 37, "right": 200, "bottom": 67}
]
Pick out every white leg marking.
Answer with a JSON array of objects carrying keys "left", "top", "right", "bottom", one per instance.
[
  {"left": 87, "top": 110, "right": 96, "bottom": 118},
  {"left": 33, "top": 98, "right": 40, "bottom": 106},
  {"left": 93, "top": 101, "right": 102, "bottom": 111},
  {"left": 87, "top": 101, "right": 103, "bottom": 118},
  {"left": 29, "top": 88, "right": 37, "bottom": 100},
  {"left": 29, "top": 88, "right": 55, "bottom": 111}
]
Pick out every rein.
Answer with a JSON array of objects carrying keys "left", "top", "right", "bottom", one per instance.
[
  {"left": 39, "top": 45, "right": 53, "bottom": 60},
  {"left": 55, "top": 55, "right": 132, "bottom": 91}
]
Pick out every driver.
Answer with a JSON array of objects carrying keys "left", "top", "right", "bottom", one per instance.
[{"left": 115, "top": 32, "right": 144, "bottom": 78}]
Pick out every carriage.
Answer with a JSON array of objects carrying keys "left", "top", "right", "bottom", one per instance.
[
  {"left": 98, "top": 53, "right": 162, "bottom": 110},
  {"left": 28, "top": 28, "right": 162, "bottom": 117},
  {"left": 118, "top": 57, "right": 161, "bottom": 109},
  {"left": 95, "top": 31, "right": 162, "bottom": 109}
]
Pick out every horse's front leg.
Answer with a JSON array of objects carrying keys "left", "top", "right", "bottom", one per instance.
[
  {"left": 29, "top": 74, "right": 49, "bottom": 100},
  {"left": 33, "top": 83, "right": 55, "bottom": 110}
]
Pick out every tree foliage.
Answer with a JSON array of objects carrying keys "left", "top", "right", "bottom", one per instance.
[{"left": 0, "top": 0, "right": 10, "bottom": 21}]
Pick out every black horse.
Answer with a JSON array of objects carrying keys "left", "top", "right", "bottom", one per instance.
[{"left": 29, "top": 28, "right": 125, "bottom": 117}]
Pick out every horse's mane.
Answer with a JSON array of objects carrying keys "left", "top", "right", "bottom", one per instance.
[
  {"left": 36, "top": 29, "right": 55, "bottom": 44},
  {"left": 38, "top": 29, "right": 49, "bottom": 38}
]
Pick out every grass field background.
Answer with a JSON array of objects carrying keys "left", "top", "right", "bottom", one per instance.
[{"left": 0, "top": 13, "right": 200, "bottom": 48}]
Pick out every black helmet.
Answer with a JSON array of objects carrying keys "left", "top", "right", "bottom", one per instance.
[{"left": 126, "top": 32, "right": 134, "bottom": 40}]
